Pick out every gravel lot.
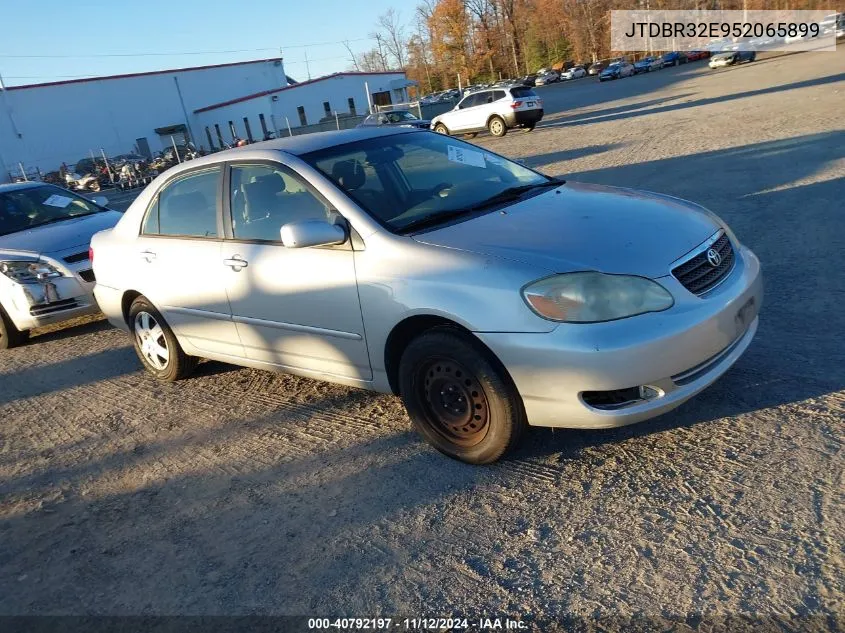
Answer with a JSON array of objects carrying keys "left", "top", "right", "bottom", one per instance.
[{"left": 1, "top": 51, "right": 843, "bottom": 628}]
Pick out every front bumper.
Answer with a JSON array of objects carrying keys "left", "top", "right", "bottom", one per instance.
[
  {"left": 1, "top": 275, "right": 99, "bottom": 331},
  {"left": 505, "top": 109, "right": 544, "bottom": 128},
  {"left": 476, "top": 245, "right": 763, "bottom": 429}
]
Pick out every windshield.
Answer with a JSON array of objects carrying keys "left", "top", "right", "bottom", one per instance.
[
  {"left": 386, "top": 111, "right": 419, "bottom": 123},
  {"left": 0, "top": 185, "right": 104, "bottom": 237},
  {"left": 303, "top": 131, "right": 552, "bottom": 233}
]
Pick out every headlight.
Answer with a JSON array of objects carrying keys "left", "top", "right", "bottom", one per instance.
[
  {"left": 0, "top": 261, "right": 64, "bottom": 283},
  {"left": 522, "top": 272, "right": 674, "bottom": 323}
]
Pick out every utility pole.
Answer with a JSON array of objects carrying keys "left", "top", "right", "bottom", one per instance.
[{"left": 304, "top": 49, "right": 312, "bottom": 80}]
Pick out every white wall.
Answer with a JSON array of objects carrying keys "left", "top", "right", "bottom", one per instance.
[
  {"left": 194, "top": 72, "right": 407, "bottom": 143},
  {"left": 0, "top": 59, "right": 288, "bottom": 180}
]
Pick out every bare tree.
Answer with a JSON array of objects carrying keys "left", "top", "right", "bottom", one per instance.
[
  {"left": 377, "top": 9, "right": 408, "bottom": 68},
  {"left": 342, "top": 40, "right": 361, "bottom": 72}
]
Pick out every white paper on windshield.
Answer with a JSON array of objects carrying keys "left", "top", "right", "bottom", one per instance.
[
  {"left": 43, "top": 194, "right": 73, "bottom": 208},
  {"left": 447, "top": 145, "right": 486, "bottom": 168}
]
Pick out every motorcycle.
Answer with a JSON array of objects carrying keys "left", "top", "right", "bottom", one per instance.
[{"left": 64, "top": 171, "right": 102, "bottom": 192}]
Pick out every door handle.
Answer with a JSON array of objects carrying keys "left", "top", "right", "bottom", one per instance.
[
  {"left": 224, "top": 256, "right": 248, "bottom": 271},
  {"left": 140, "top": 250, "right": 156, "bottom": 262}
]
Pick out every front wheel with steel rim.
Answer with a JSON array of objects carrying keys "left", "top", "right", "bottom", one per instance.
[
  {"left": 488, "top": 116, "right": 507, "bottom": 137},
  {"left": 434, "top": 123, "right": 449, "bottom": 135},
  {"left": 128, "top": 296, "right": 197, "bottom": 381},
  {"left": 398, "top": 329, "right": 527, "bottom": 464}
]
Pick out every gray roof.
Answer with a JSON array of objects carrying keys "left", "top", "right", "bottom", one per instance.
[
  {"left": 0, "top": 181, "right": 48, "bottom": 193},
  {"left": 225, "top": 126, "right": 421, "bottom": 157}
]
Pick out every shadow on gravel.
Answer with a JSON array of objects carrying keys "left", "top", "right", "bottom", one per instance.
[
  {"left": 523, "top": 143, "right": 626, "bottom": 168},
  {"left": 0, "top": 346, "right": 139, "bottom": 406},
  {"left": 512, "top": 130, "right": 845, "bottom": 461},
  {"left": 541, "top": 73, "right": 845, "bottom": 128},
  {"left": 28, "top": 317, "right": 111, "bottom": 344}
]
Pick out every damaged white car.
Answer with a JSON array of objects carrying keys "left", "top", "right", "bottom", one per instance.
[{"left": 0, "top": 182, "right": 120, "bottom": 348}]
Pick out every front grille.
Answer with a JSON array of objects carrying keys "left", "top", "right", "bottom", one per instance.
[
  {"left": 672, "top": 232, "right": 735, "bottom": 295},
  {"left": 78, "top": 269, "right": 96, "bottom": 283},
  {"left": 64, "top": 251, "right": 90, "bottom": 264},
  {"left": 29, "top": 298, "right": 80, "bottom": 317}
]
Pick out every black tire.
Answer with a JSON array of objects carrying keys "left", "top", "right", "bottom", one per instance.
[
  {"left": 487, "top": 116, "right": 507, "bottom": 137},
  {"left": 398, "top": 329, "right": 527, "bottom": 464},
  {"left": 128, "top": 296, "right": 198, "bottom": 381},
  {"left": 434, "top": 123, "right": 449, "bottom": 135},
  {"left": 464, "top": 132, "right": 478, "bottom": 139},
  {"left": 0, "top": 304, "right": 29, "bottom": 350},
  {"left": 524, "top": 124, "right": 535, "bottom": 132}
]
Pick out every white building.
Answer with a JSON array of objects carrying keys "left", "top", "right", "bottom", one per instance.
[{"left": 0, "top": 58, "right": 411, "bottom": 182}]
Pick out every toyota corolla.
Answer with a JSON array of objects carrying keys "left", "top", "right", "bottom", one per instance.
[{"left": 91, "top": 128, "right": 762, "bottom": 464}]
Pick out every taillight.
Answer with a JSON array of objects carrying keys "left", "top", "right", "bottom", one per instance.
[
  {"left": 88, "top": 246, "right": 94, "bottom": 264},
  {"left": 511, "top": 100, "right": 523, "bottom": 109}
]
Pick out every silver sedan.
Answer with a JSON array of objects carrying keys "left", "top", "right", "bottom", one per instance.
[{"left": 91, "top": 128, "right": 762, "bottom": 464}]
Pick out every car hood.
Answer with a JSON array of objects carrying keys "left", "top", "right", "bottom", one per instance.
[
  {"left": 0, "top": 210, "right": 122, "bottom": 258},
  {"left": 411, "top": 182, "right": 720, "bottom": 278}
]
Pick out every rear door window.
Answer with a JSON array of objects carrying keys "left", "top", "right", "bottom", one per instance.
[
  {"left": 145, "top": 168, "right": 220, "bottom": 238},
  {"left": 510, "top": 86, "right": 537, "bottom": 99}
]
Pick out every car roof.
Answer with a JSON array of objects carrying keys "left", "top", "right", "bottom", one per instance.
[
  {"left": 0, "top": 181, "right": 49, "bottom": 193},
  {"left": 155, "top": 127, "right": 424, "bottom": 177}
]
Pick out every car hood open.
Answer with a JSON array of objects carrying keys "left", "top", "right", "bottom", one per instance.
[
  {"left": 411, "top": 182, "right": 720, "bottom": 278},
  {"left": 0, "top": 210, "right": 122, "bottom": 258}
]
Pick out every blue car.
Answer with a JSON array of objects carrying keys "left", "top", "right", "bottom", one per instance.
[{"left": 661, "top": 52, "right": 688, "bottom": 68}]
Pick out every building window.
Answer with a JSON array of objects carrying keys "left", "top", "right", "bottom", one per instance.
[
  {"left": 243, "top": 117, "right": 254, "bottom": 143},
  {"left": 297, "top": 106, "right": 307, "bottom": 126},
  {"left": 323, "top": 101, "right": 331, "bottom": 117},
  {"left": 205, "top": 127, "right": 216, "bottom": 150},
  {"left": 348, "top": 98, "right": 356, "bottom": 116},
  {"left": 259, "top": 113, "right": 269, "bottom": 138},
  {"left": 215, "top": 124, "right": 225, "bottom": 148},
  {"left": 229, "top": 121, "right": 238, "bottom": 141}
]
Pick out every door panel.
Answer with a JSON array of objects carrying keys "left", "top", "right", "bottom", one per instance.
[
  {"left": 223, "top": 162, "right": 371, "bottom": 380},
  {"left": 224, "top": 244, "right": 371, "bottom": 380},
  {"left": 136, "top": 167, "right": 242, "bottom": 356}
]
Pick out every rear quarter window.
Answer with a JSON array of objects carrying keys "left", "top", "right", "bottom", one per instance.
[{"left": 509, "top": 87, "right": 537, "bottom": 99}]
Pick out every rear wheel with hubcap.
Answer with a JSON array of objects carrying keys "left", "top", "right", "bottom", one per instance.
[
  {"left": 0, "top": 305, "right": 29, "bottom": 350},
  {"left": 434, "top": 123, "right": 449, "bottom": 135},
  {"left": 129, "top": 296, "right": 197, "bottom": 381},
  {"left": 488, "top": 116, "right": 507, "bottom": 137},
  {"left": 399, "top": 329, "right": 526, "bottom": 464}
]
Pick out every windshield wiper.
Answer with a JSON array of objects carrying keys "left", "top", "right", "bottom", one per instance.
[
  {"left": 465, "top": 177, "right": 565, "bottom": 212},
  {"left": 395, "top": 178, "right": 565, "bottom": 235},
  {"left": 395, "top": 207, "right": 480, "bottom": 234}
]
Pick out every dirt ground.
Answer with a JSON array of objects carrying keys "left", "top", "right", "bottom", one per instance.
[{"left": 1, "top": 50, "right": 842, "bottom": 629}]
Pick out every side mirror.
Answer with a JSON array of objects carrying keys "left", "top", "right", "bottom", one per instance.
[
  {"left": 91, "top": 195, "right": 109, "bottom": 207},
  {"left": 280, "top": 220, "right": 346, "bottom": 248}
]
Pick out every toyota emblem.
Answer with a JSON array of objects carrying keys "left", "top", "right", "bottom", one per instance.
[{"left": 706, "top": 248, "right": 722, "bottom": 267}]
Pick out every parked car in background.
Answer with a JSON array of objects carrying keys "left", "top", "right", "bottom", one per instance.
[
  {"left": 661, "top": 51, "right": 688, "bottom": 67},
  {"left": 432, "top": 85, "right": 543, "bottom": 137},
  {"left": 90, "top": 127, "right": 762, "bottom": 464},
  {"left": 587, "top": 62, "right": 606, "bottom": 76},
  {"left": 599, "top": 61, "right": 635, "bottom": 81},
  {"left": 358, "top": 110, "right": 432, "bottom": 130},
  {"left": 709, "top": 50, "right": 756, "bottom": 68},
  {"left": 560, "top": 66, "right": 586, "bottom": 80},
  {"left": 0, "top": 182, "right": 120, "bottom": 349},
  {"left": 534, "top": 70, "right": 559, "bottom": 86},
  {"left": 633, "top": 56, "right": 662, "bottom": 74},
  {"left": 516, "top": 75, "right": 538, "bottom": 87},
  {"left": 685, "top": 50, "right": 710, "bottom": 61}
]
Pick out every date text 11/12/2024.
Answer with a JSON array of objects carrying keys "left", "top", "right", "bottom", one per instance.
[{"left": 308, "top": 617, "right": 527, "bottom": 629}]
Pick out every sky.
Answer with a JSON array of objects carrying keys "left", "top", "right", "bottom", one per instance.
[{"left": 0, "top": 0, "right": 407, "bottom": 87}]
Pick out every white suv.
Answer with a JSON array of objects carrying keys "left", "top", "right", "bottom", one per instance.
[{"left": 431, "top": 86, "right": 543, "bottom": 138}]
